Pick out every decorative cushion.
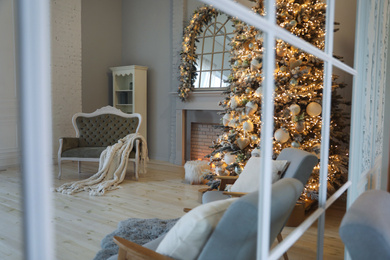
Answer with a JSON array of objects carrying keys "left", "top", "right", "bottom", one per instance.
[
  {"left": 155, "top": 198, "right": 238, "bottom": 260},
  {"left": 229, "top": 157, "right": 289, "bottom": 193}
]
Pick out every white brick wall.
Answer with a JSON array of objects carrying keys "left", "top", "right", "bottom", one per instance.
[{"left": 51, "top": 0, "right": 82, "bottom": 161}]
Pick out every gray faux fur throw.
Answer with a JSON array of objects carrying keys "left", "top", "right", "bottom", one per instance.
[{"left": 94, "top": 218, "right": 178, "bottom": 260}]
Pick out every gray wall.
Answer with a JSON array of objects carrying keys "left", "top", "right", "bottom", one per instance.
[
  {"left": 122, "top": 0, "right": 172, "bottom": 161},
  {"left": 82, "top": 0, "right": 122, "bottom": 113},
  {"left": 79, "top": 0, "right": 377, "bottom": 168}
]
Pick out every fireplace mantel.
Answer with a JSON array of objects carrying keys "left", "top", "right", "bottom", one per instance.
[{"left": 172, "top": 91, "right": 224, "bottom": 165}]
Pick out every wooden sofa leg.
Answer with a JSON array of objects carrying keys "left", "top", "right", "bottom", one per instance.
[
  {"left": 78, "top": 161, "right": 81, "bottom": 177},
  {"left": 277, "top": 233, "right": 289, "bottom": 260},
  {"left": 58, "top": 159, "right": 62, "bottom": 180},
  {"left": 134, "top": 140, "right": 140, "bottom": 181}
]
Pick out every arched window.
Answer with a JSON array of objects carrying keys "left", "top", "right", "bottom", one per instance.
[{"left": 193, "top": 14, "right": 234, "bottom": 89}]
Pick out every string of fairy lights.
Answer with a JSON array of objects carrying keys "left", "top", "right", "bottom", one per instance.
[{"left": 178, "top": 0, "right": 350, "bottom": 201}]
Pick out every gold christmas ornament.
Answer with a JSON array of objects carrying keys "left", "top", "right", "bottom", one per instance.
[
  {"left": 250, "top": 134, "right": 259, "bottom": 142},
  {"left": 237, "top": 137, "right": 250, "bottom": 149},
  {"left": 289, "top": 103, "right": 301, "bottom": 116},
  {"left": 306, "top": 102, "right": 322, "bottom": 116}
]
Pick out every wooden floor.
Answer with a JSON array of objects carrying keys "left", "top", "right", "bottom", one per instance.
[{"left": 0, "top": 160, "right": 346, "bottom": 259}]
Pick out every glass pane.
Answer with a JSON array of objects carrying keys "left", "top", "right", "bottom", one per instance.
[
  {"left": 204, "top": 25, "right": 214, "bottom": 37},
  {"left": 203, "top": 37, "right": 213, "bottom": 54},
  {"left": 216, "top": 13, "right": 229, "bottom": 24},
  {"left": 222, "top": 69, "right": 230, "bottom": 83},
  {"left": 214, "top": 36, "right": 225, "bottom": 53},
  {"left": 199, "top": 71, "right": 211, "bottom": 88},
  {"left": 334, "top": 0, "right": 357, "bottom": 67},
  {"left": 201, "top": 54, "right": 212, "bottom": 71},
  {"left": 225, "top": 19, "right": 235, "bottom": 34},
  {"left": 223, "top": 53, "right": 230, "bottom": 70},
  {"left": 215, "top": 22, "right": 226, "bottom": 36},
  {"left": 213, "top": 53, "right": 223, "bottom": 70},
  {"left": 210, "top": 70, "right": 222, "bottom": 88},
  {"left": 195, "top": 37, "right": 203, "bottom": 55},
  {"left": 194, "top": 55, "right": 201, "bottom": 72}
]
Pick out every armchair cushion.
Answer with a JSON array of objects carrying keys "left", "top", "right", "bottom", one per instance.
[
  {"left": 61, "top": 147, "right": 136, "bottom": 159},
  {"left": 229, "top": 157, "right": 289, "bottom": 193},
  {"left": 156, "top": 197, "right": 238, "bottom": 260}
]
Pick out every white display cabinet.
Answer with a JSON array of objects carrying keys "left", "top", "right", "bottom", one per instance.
[{"left": 110, "top": 65, "right": 148, "bottom": 140}]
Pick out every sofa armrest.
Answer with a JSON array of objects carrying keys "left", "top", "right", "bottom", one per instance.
[
  {"left": 58, "top": 137, "right": 80, "bottom": 154},
  {"left": 113, "top": 236, "right": 174, "bottom": 260}
]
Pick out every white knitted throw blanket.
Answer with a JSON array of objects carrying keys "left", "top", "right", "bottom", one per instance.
[{"left": 55, "top": 133, "right": 148, "bottom": 196}]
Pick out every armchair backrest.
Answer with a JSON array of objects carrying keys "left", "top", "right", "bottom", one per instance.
[
  {"left": 72, "top": 106, "right": 141, "bottom": 147},
  {"left": 339, "top": 189, "right": 390, "bottom": 260},
  {"left": 198, "top": 178, "right": 303, "bottom": 260},
  {"left": 276, "top": 148, "right": 318, "bottom": 186}
]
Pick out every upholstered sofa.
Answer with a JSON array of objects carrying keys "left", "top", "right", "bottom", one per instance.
[{"left": 58, "top": 106, "right": 143, "bottom": 180}]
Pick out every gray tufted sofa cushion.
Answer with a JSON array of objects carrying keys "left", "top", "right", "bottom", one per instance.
[{"left": 76, "top": 114, "right": 139, "bottom": 147}]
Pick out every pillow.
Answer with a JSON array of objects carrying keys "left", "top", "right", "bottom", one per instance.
[
  {"left": 229, "top": 157, "right": 290, "bottom": 193},
  {"left": 156, "top": 197, "right": 238, "bottom": 260}
]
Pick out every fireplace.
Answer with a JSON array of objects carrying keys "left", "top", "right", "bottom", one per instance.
[
  {"left": 185, "top": 110, "right": 222, "bottom": 162},
  {"left": 190, "top": 122, "right": 222, "bottom": 161},
  {"left": 173, "top": 91, "right": 224, "bottom": 165}
]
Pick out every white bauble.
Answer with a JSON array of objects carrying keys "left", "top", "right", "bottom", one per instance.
[
  {"left": 245, "top": 101, "right": 258, "bottom": 116},
  {"left": 250, "top": 59, "right": 262, "bottom": 71},
  {"left": 230, "top": 96, "right": 240, "bottom": 109},
  {"left": 306, "top": 102, "right": 322, "bottom": 117},
  {"left": 228, "top": 119, "right": 236, "bottom": 128},
  {"left": 254, "top": 86, "right": 262, "bottom": 97},
  {"left": 243, "top": 120, "right": 254, "bottom": 132},
  {"left": 251, "top": 148, "right": 261, "bottom": 157},
  {"left": 274, "top": 128, "right": 290, "bottom": 143},
  {"left": 291, "top": 141, "right": 300, "bottom": 148},
  {"left": 224, "top": 153, "right": 236, "bottom": 165},
  {"left": 223, "top": 113, "right": 233, "bottom": 126},
  {"left": 289, "top": 104, "right": 301, "bottom": 116}
]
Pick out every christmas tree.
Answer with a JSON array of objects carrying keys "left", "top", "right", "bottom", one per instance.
[{"left": 206, "top": 0, "right": 350, "bottom": 201}]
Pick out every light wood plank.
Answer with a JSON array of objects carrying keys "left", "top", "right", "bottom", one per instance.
[{"left": 0, "top": 160, "right": 346, "bottom": 260}]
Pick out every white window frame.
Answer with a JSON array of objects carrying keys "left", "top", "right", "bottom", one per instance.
[
  {"left": 17, "top": 0, "right": 54, "bottom": 259},
  {"left": 19, "top": 0, "right": 365, "bottom": 259},
  {"left": 198, "top": 0, "right": 357, "bottom": 259}
]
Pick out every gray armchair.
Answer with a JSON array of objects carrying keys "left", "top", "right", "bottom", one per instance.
[
  {"left": 111, "top": 178, "right": 303, "bottom": 260},
  {"left": 339, "top": 189, "right": 390, "bottom": 260}
]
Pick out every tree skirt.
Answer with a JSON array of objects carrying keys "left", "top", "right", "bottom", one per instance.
[{"left": 94, "top": 218, "right": 178, "bottom": 260}]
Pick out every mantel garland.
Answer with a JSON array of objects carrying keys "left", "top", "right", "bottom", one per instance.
[{"left": 178, "top": 6, "right": 220, "bottom": 101}]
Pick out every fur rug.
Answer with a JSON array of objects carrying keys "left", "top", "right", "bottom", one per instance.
[{"left": 94, "top": 218, "right": 178, "bottom": 260}]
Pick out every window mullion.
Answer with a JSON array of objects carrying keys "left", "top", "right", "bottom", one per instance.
[
  {"left": 257, "top": 0, "right": 276, "bottom": 259},
  {"left": 317, "top": 0, "right": 336, "bottom": 259}
]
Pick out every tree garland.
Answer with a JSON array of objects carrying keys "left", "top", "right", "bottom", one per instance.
[{"left": 178, "top": 6, "right": 220, "bottom": 101}]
